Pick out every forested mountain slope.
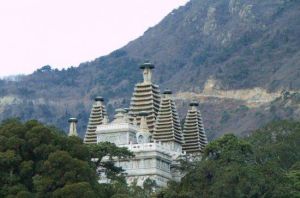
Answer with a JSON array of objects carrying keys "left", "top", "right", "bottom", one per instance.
[
  {"left": 160, "top": 121, "right": 300, "bottom": 197},
  {"left": 0, "top": 0, "right": 300, "bottom": 138}
]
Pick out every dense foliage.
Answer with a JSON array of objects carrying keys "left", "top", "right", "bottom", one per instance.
[
  {"left": 0, "top": 119, "right": 140, "bottom": 198},
  {"left": 159, "top": 121, "right": 300, "bottom": 197},
  {"left": 1, "top": 119, "right": 299, "bottom": 197}
]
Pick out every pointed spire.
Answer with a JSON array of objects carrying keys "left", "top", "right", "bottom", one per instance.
[
  {"left": 153, "top": 89, "right": 183, "bottom": 144},
  {"left": 136, "top": 111, "right": 152, "bottom": 143},
  {"left": 129, "top": 60, "right": 161, "bottom": 134},
  {"left": 182, "top": 101, "right": 208, "bottom": 154},
  {"left": 139, "top": 111, "right": 150, "bottom": 132},
  {"left": 68, "top": 118, "right": 78, "bottom": 137},
  {"left": 84, "top": 96, "right": 107, "bottom": 144}
]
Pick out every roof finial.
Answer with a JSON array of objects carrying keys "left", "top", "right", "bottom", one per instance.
[
  {"left": 95, "top": 96, "right": 104, "bottom": 102},
  {"left": 140, "top": 60, "right": 154, "bottom": 83},
  {"left": 190, "top": 101, "right": 199, "bottom": 110},
  {"left": 68, "top": 118, "right": 78, "bottom": 137},
  {"left": 163, "top": 89, "right": 172, "bottom": 99}
]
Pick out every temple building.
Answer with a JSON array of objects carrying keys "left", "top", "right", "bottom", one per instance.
[{"left": 73, "top": 61, "right": 208, "bottom": 187}]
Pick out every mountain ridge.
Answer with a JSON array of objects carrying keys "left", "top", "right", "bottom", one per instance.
[{"left": 0, "top": 0, "right": 299, "bottom": 138}]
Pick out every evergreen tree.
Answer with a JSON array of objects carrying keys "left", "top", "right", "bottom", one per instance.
[{"left": 0, "top": 119, "right": 133, "bottom": 197}]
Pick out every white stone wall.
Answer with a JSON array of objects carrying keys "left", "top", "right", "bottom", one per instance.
[{"left": 96, "top": 123, "right": 184, "bottom": 187}]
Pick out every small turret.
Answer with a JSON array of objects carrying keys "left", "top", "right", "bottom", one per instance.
[
  {"left": 68, "top": 118, "right": 78, "bottom": 137},
  {"left": 136, "top": 111, "right": 152, "bottom": 143},
  {"left": 123, "top": 108, "right": 130, "bottom": 122},
  {"left": 129, "top": 112, "right": 138, "bottom": 126},
  {"left": 139, "top": 111, "right": 150, "bottom": 132},
  {"left": 102, "top": 115, "right": 109, "bottom": 124},
  {"left": 112, "top": 108, "right": 127, "bottom": 123}
]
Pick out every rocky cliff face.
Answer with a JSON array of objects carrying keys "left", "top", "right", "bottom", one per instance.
[
  {"left": 177, "top": 77, "right": 281, "bottom": 108},
  {"left": 0, "top": 0, "right": 300, "bottom": 138},
  {"left": 175, "top": 77, "right": 300, "bottom": 139}
]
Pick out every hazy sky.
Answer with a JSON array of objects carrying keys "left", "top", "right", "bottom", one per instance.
[{"left": 0, "top": 0, "right": 188, "bottom": 77}]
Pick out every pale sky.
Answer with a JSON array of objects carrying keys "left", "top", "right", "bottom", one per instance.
[{"left": 0, "top": 0, "right": 188, "bottom": 77}]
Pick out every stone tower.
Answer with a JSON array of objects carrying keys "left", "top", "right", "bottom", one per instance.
[
  {"left": 153, "top": 89, "right": 183, "bottom": 148},
  {"left": 182, "top": 102, "right": 208, "bottom": 154},
  {"left": 84, "top": 96, "right": 107, "bottom": 144},
  {"left": 129, "top": 61, "right": 161, "bottom": 134},
  {"left": 68, "top": 118, "right": 78, "bottom": 137}
]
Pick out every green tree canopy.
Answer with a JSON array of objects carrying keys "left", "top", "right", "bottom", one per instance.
[
  {"left": 0, "top": 119, "right": 133, "bottom": 198},
  {"left": 159, "top": 121, "right": 300, "bottom": 198}
]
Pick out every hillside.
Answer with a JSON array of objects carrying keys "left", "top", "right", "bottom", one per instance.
[
  {"left": 160, "top": 120, "right": 300, "bottom": 197},
  {"left": 0, "top": 0, "right": 300, "bottom": 138}
]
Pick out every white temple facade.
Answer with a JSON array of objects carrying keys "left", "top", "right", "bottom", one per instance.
[
  {"left": 76, "top": 61, "right": 208, "bottom": 187},
  {"left": 96, "top": 110, "right": 183, "bottom": 187}
]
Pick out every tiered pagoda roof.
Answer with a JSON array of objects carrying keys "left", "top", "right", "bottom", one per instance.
[
  {"left": 84, "top": 97, "right": 107, "bottom": 144},
  {"left": 153, "top": 90, "right": 183, "bottom": 144},
  {"left": 129, "top": 61, "right": 161, "bottom": 134},
  {"left": 182, "top": 102, "right": 208, "bottom": 154}
]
